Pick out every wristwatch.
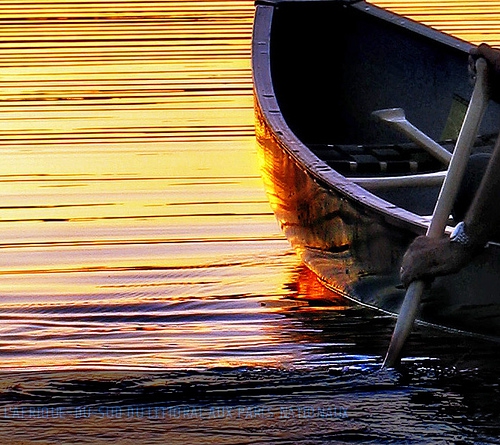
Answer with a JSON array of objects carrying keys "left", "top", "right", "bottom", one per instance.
[{"left": 450, "top": 222, "right": 472, "bottom": 247}]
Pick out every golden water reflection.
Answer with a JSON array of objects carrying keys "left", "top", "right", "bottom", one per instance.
[{"left": 1, "top": 0, "right": 500, "bottom": 369}]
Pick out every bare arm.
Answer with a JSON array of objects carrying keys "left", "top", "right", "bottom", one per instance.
[
  {"left": 463, "top": 133, "right": 500, "bottom": 248},
  {"left": 461, "top": 43, "right": 500, "bottom": 247}
]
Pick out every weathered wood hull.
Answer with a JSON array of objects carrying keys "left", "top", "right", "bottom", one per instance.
[{"left": 253, "top": 0, "right": 500, "bottom": 339}]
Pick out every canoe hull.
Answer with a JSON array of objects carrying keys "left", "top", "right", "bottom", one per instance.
[{"left": 253, "top": 1, "right": 500, "bottom": 339}]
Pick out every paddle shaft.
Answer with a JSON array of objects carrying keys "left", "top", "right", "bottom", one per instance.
[
  {"left": 383, "top": 58, "right": 490, "bottom": 368},
  {"left": 393, "top": 118, "right": 452, "bottom": 165},
  {"left": 373, "top": 108, "right": 452, "bottom": 165}
]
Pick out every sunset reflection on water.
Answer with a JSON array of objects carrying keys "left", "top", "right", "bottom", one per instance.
[
  {"left": 0, "top": 0, "right": 500, "bottom": 370},
  {"left": 1, "top": 4, "right": 500, "bottom": 445}
]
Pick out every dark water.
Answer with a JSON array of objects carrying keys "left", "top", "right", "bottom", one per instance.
[{"left": 0, "top": 1, "right": 500, "bottom": 443}]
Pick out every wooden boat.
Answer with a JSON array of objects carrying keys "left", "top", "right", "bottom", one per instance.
[{"left": 252, "top": 0, "right": 500, "bottom": 339}]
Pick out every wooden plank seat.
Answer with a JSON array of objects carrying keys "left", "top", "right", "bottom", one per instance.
[
  {"left": 308, "top": 142, "right": 449, "bottom": 176},
  {"left": 308, "top": 136, "right": 497, "bottom": 189}
]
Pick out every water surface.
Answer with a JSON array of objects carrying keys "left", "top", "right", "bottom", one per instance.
[{"left": 0, "top": 1, "right": 500, "bottom": 443}]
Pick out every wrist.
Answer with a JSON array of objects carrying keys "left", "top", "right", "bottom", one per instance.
[
  {"left": 450, "top": 222, "right": 471, "bottom": 246},
  {"left": 450, "top": 221, "right": 485, "bottom": 253}
]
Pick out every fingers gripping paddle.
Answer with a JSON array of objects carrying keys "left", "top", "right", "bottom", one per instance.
[{"left": 383, "top": 58, "right": 491, "bottom": 368}]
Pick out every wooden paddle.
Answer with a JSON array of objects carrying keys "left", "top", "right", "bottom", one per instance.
[
  {"left": 372, "top": 107, "right": 452, "bottom": 165},
  {"left": 383, "top": 58, "right": 491, "bottom": 368}
]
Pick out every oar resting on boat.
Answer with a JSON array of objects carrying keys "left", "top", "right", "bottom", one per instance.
[{"left": 372, "top": 108, "right": 452, "bottom": 165}]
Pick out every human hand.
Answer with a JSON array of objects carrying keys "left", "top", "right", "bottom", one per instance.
[
  {"left": 469, "top": 43, "right": 500, "bottom": 102},
  {"left": 399, "top": 235, "right": 472, "bottom": 287}
]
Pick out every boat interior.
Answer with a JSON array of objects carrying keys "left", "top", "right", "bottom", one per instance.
[{"left": 268, "top": 1, "right": 500, "bottom": 216}]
